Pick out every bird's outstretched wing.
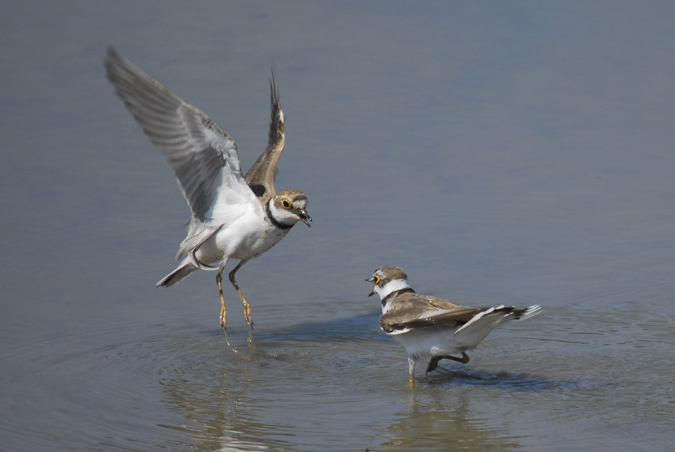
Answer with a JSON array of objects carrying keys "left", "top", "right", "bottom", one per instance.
[
  {"left": 245, "top": 67, "right": 285, "bottom": 202},
  {"left": 104, "top": 46, "right": 258, "bottom": 223}
]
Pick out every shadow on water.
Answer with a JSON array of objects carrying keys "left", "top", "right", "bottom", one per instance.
[
  {"left": 1, "top": 304, "right": 579, "bottom": 451},
  {"left": 227, "top": 309, "right": 576, "bottom": 392},
  {"left": 196, "top": 309, "right": 387, "bottom": 343},
  {"left": 149, "top": 309, "right": 579, "bottom": 451},
  {"left": 3, "top": 314, "right": 580, "bottom": 452},
  {"left": 155, "top": 346, "right": 539, "bottom": 452},
  {"left": 264, "top": 310, "right": 386, "bottom": 343},
  {"left": 193, "top": 309, "right": 577, "bottom": 395},
  {"left": 425, "top": 365, "right": 577, "bottom": 392}
]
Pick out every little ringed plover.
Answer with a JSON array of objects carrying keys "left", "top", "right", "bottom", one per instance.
[
  {"left": 105, "top": 47, "right": 311, "bottom": 329},
  {"left": 367, "top": 266, "right": 540, "bottom": 387}
]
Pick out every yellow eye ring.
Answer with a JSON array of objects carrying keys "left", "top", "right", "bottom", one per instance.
[
  {"left": 373, "top": 275, "right": 380, "bottom": 284},
  {"left": 281, "top": 199, "right": 292, "bottom": 209}
]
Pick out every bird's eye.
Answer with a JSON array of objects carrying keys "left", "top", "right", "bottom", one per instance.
[
  {"left": 373, "top": 275, "right": 380, "bottom": 284},
  {"left": 282, "top": 199, "right": 292, "bottom": 209}
]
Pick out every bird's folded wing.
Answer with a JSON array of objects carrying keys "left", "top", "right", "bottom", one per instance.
[
  {"left": 104, "top": 46, "right": 258, "bottom": 222},
  {"left": 383, "top": 307, "right": 487, "bottom": 334},
  {"left": 175, "top": 218, "right": 222, "bottom": 261}
]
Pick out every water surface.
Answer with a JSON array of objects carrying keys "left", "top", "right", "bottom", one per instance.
[{"left": 2, "top": 2, "right": 675, "bottom": 451}]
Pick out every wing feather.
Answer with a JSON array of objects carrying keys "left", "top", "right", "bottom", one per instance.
[
  {"left": 380, "top": 293, "right": 488, "bottom": 334},
  {"left": 245, "top": 67, "right": 285, "bottom": 201},
  {"left": 104, "top": 46, "right": 257, "bottom": 222}
]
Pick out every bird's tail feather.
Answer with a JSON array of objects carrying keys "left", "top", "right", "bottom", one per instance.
[
  {"left": 513, "top": 305, "right": 542, "bottom": 321},
  {"left": 454, "top": 305, "right": 541, "bottom": 349},
  {"left": 156, "top": 259, "right": 197, "bottom": 288}
]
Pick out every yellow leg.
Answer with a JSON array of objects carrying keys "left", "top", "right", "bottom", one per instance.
[
  {"left": 228, "top": 261, "right": 253, "bottom": 329},
  {"left": 217, "top": 268, "right": 226, "bottom": 329}
]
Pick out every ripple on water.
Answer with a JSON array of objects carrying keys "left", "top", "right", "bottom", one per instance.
[
  {"left": 5, "top": 297, "right": 675, "bottom": 452},
  {"left": 1, "top": 320, "right": 203, "bottom": 451}
]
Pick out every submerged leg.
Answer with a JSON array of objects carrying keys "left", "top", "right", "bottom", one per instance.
[
  {"left": 408, "top": 357, "right": 417, "bottom": 389},
  {"left": 228, "top": 260, "right": 253, "bottom": 328},
  {"left": 217, "top": 268, "right": 226, "bottom": 329},
  {"left": 425, "top": 352, "right": 470, "bottom": 373}
]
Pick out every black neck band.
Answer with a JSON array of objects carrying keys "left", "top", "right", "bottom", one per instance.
[
  {"left": 266, "top": 200, "right": 294, "bottom": 230},
  {"left": 382, "top": 288, "right": 416, "bottom": 307}
]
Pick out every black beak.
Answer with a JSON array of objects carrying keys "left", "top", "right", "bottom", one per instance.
[
  {"left": 366, "top": 277, "right": 375, "bottom": 296},
  {"left": 299, "top": 209, "right": 312, "bottom": 227}
]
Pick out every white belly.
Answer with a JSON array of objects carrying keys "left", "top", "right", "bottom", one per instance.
[
  {"left": 227, "top": 221, "right": 290, "bottom": 260},
  {"left": 195, "top": 213, "right": 290, "bottom": 265},
  {"left": 395, "top": 326, "right": 464, "bottom": 360}
]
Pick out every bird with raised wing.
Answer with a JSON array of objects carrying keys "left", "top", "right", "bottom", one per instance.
[{"left": 105, "top": 47, "right": 311, "bottom": 329}]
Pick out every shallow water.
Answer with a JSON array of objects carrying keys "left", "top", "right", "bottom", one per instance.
[{"left": 2, "top": 2, "right": 675, "bottom": 451}]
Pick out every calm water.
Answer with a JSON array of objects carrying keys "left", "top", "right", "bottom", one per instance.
[{"left": 2, "top": 2, "right": 675, "bottom": 451}]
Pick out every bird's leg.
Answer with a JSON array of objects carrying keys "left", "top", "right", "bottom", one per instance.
[
  {"left": 454, "top": 352, "right": 470, "bottom": 364},
  {"left": 426, "top": 352, "right": 470, "bottom": 373},
  {"left": 426, "top": 356, "right": 441, "bottom": 373},
  {"left": 228, "top": 261, "right": 253, "bottom": 329},
  {"left": 408, "top": 357, "right": 416, "bottom": 389},
  {"left": 217, "top": 268, "right": 226, "bottom": 329}
]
